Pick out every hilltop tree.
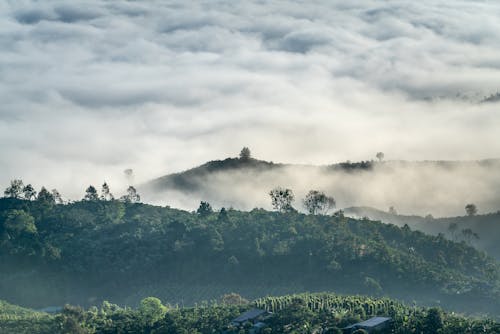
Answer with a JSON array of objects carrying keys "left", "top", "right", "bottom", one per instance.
[
  {"left": 376, "top": 152, "right": 385, "bottom": 162},
  {"left": 22, "top": 184, "right": 37, "bottom": 200},
  {"left": 239, "top": 147, "right": 251, "bottom": 160},
  {"left": 4, "top": 179, "right": 24, "bottom": 199},
  {"left": 197, "top": 201, "right": 213, "bottom": 217},
  {"left": 37, "top": 187, "right": 55, "bottom": 204},
  {"left": 84, "top": 186, "right": 99, "bottom": 201},
  {"left": 100, "top": 182, "right": 114, "bottom": 201},
  {"left": 303, "top": 190, "right": 335, "bottom": 215},
  {"left": 269, "top": 187, "right": 295, "bottom": 213},
  {"left": 388, "top": 206, "right": 397, "bottom": 215},
  {"left": 465, "top": 203, "right": 477, "bottom": 216},
  {"left": 120, "top": 186, "right": 140, "bottom": 203},
  {"left": 52, "top": 189, "right": 63, "bottom": 204}
]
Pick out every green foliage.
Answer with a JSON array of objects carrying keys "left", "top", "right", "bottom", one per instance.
[
  {"left": 139, "top": 297, "right": 167, "bottom": 325},
  {"left": 0, "top": 198, "right": 499, "bottom": 316}
]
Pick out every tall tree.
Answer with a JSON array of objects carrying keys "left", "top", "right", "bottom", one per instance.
[
  {"left": 303, "top": 190, "right": 335, "bottom": 215},
  {"left": 52, "top": 189, "right": 63, "bottom": 204},
  {"left": 4, "top": 179, "right": 24, "bottom": 199},
  {"left": 100, "top": 182, "right": 114, "bottom": 201},
  {"left": 239, "top": 147, "right": 251, "bottom": 160},
  {"left": 269, "top": 187, "right": 295, "bottom": 213},
  {"left": 197, "top": 201, "right": 213, "bottom": 217},
  {"left": 120, "top": 186, "right": 140, "bottom": 203},
  {"left": 465, "top": 203, "right": 477, "bottom": 216},
  {"left": 376, "top": 152, "right": 385, "bottom": 162},
  {"left": 37, "top": 187, "right": 55, "bottom": 204},
  {"left": 84, "top": 186, "right": 99, "bottom": 201},
  {"left": 22, "top": 184, "right": 37, "bottom": 200}
]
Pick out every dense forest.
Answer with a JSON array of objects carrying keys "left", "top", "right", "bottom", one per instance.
[
  {"left": 1, "top": 293, "right": 499, "bottom": 333},
  {"left": 344, "top": 206, "right": 500, "bottom": 260},
  {"left": 0, "top": 193, "right": 499, "bottom": 316}
]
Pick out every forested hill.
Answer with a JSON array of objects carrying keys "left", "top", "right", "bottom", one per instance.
[
  {"left": 344, "top": 206, "right": 500, "bottom": 260},
  {"left": 0, "top": 198, "right": 499, "bottom": 316},
  {"left": 140, "top": 156, "right": 500, "bottom": 217}
]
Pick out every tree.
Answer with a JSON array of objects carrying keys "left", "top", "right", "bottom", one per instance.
[
  {"left": 120, "top": 186, "right": 140, "bottom": 203},
  {"left": 4, "top": 179, "right": 24, "bottom": 198},
  {"left": 52, "top": 189, "right": 63, "bottom": 204},
  {"left": 461, "top": 228, "right": 479, "bottom": 244},
  {"left": 100, "top": 182, "right": 114, "bottom": 201},
  {"left": 197, "top": 201, "right": 213, "bottom": 217},
  {"left": 465, "top": 203, "right": 477, "bottom": 216},
  {"left": 388, "top": 206, "right": 397, "bottom": 215},
  {"left": 139, "top": 297, "right": 167, "bottom": 325},
  {"left": 303, "top": 190, "right": 335, "bottom": 215},
  {"left": 424, "top": 308, "right": 443, "bottom": 334},
  {"left": 269, "top": 187, "right": 295, "bottom": 212},
  {"left": 239, "top": 147, "right": 251, "bottom": 160},
  {"left": 3, "top": 209, "right": 37, "bottom": 236},
  {"left": 448, "top": 222, "right": 458, "bottom": 241},
  {"left": 37, "top": 187, "right": 55, "bottom": 204},
  {"left": 84, "top": 186, "right": 99, "bottom": 201},
  {"left": 22, "top": 184, "right": 37, "bottom": 200},
  {"left": 376, "top": 152, "right": 384, "bottom": 162}
]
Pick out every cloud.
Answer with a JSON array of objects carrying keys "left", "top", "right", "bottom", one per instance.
[{"left": 1, "top": 0, "right": 500, "bottom": 210}]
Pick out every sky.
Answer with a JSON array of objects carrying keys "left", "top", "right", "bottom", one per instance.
[{"left": 1, "top": 0, "right": 500, "bottom": 201}]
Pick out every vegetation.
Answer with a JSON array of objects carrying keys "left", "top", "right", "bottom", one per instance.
[
  {"left": 0, "top": 191, "right": 499, "bottom": 316},
  {"left": 1, "top": 293, "right": 500, "bottom": 333}
]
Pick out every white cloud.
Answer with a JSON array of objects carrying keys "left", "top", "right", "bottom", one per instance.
[{"left": 1, "top": 0, "right": 500, "bottom": 205}]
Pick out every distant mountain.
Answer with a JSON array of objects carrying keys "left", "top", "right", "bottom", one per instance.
[
  {"left": 140, "top": 157, "right": 500, "bottom": 217},
  {"left": 344, "top": 206, "right": 500, "bottom": 260}
]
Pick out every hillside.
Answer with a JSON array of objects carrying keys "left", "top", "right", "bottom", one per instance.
[
  {"left": 1, "top": 293, "right": 499, "bottom": 334},
  {"left": 140, "top": 157, "right": 500, "bottom": 217},
  {"left": 0, "top": 198, "right": 499, "bottom": 316},
  {"left": 344, "top": 206, "right": 500, "bottom": 260}
]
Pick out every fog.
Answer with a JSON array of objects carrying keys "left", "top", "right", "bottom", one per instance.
[
  {"left": 141, "top": 159, "right": 500, "bottom": 217},
  {"left": 1, "top": 1, "right": 500, "bottom": 207}
]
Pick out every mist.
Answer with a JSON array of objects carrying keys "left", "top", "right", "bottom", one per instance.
[
  {"left": 141, "top": 159, "right": 500, "bottom": 217},
  {"left": 1, "top": 0, "right": 500, "bottom": 205}
]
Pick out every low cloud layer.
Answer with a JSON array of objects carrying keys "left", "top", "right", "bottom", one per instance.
[{"left": 1, "top": 0, "right": 500, "bottom": 205}]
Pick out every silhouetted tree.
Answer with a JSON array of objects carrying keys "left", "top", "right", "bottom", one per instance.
[
  {"left": 22, "top": 184, "right": 37, "bottom": 200},
  {"left": 120, "top": 186, "right": 140, "bottom": 203},
  {"left": 465, "top": 203, "right": 477, "bottom": 216},
  {"left": 239, "top": 147, "right": 251, "bottom": 160},
  {"left": 388, "top": 206, "right": 397, "bottom": 215},
  {"left": 376, "top": 152, "right": 384, "bottom": 162},
  {"left": 100, "top": 182, "right": 114, "bottom": 201},
  {"left": 303, "top": 190, "right": 335, "bottom": 215},
  {"left": 269, "top": 187, "right": 295, "bottom": 212},
  {"left": 37, "top": 187, "right": 55, "bottom": 204},
  {"left": 84, "top": 186, "right": 99, "bottom": 201},
  {"left": 218, "top": 207, "right": 228, "bottom": 221},
  {"left": 4, "top": 179, "right": 24, "bottom": 199},
  {"left": 197, "top": 201, "right": 213, "bottom": 217}
]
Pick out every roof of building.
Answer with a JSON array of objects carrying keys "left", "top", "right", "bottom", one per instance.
[
  {"left": 344, "top": 316, "right": 391, "bottom": 329},
  {"left": 232, "top": 308, "right": 269, "bottom": 323}
]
